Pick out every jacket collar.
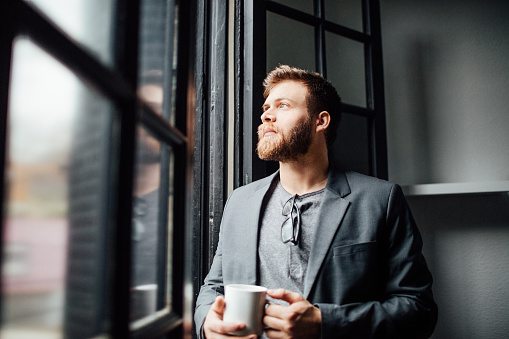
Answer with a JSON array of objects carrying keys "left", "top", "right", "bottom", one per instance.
[{"left": 324, "top": 163, "right": 351, "bottom": 198}]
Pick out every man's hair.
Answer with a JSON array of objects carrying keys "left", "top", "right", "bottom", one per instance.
[{"left": 263, "top": 65, "right": 342, "bottom": 146}]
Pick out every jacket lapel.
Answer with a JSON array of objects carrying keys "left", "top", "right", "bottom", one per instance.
[
  {"left": 239, "top": 172, "right": 279, "bottom": 285},
  {"left": 303, "top": 167, "right": 351, "bottom": 299}
]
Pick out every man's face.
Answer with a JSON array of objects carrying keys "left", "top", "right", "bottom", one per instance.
[{"left": 257, "top": 80, "right": 314, "bottom": 162}]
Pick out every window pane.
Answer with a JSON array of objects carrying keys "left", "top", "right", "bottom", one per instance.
[
  {"left": 267, "top": 12, "right": 316, "bottom": 72},
  {"left": 23, "top": 0, "right": 115, "bottom": 66},
  {"left": 133, "top": 2, "right": 177, "bottom": 323},
  {"left": 270, "top": 0, "right": 313, "bottom": 15},
  {"left": 326, "top": 33, "right": 366, "bottom": 107},
  {"left": 329, "top": 113, "right": 370, "bottom": 175},
  {"left": 138, "top": 0, "right": 178, "bottom": 126},
  {"left": 2, "top": 39, "right": 115, "bottom": 338},
  {"left": 130, "top": 128, "right": 174, "bottom": 329},
  {"left": 324, "top": 0, "right": 363, "bottom": 32}
]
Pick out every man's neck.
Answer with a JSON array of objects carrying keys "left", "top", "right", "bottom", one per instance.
[{"left": 278, "top": 151, "right": 329, "bottom": 196}]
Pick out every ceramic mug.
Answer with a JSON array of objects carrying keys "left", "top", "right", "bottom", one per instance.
[{"left": 223, "top": 284, "right": 267, "bottom": 336}]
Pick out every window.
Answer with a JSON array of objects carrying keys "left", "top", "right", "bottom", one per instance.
[
  {"left": 0, "top": 0, "right": 195, "bottom": 337},
  {"left": 238, "top": 0, "right": 388, "bottom": 180}
]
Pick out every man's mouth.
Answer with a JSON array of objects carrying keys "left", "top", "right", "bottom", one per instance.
[
  {"left": 259, "top": 124, "right": 278, "bottom": 138},
  {"left": 263, "top": 128, "right": 276, "bottom": 137}
]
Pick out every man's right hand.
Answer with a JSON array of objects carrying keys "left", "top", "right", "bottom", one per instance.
[{"left": 203, "top": 296, "right": 257, "bottom": 339}]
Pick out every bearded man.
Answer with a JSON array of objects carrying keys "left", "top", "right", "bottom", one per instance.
[{"left": 194, "top": 65, "right": 437, "bottom": 339}]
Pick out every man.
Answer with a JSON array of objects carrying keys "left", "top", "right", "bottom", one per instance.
[{"left": 194, "top": 65, "right": 437, "bottom": 338}]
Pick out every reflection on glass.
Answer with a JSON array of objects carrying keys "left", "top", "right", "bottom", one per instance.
[
  {"left": 324, "top": 0, "right": 363, "bottom": 32},
  {"left": 138, "top": 0, "right": 178, "bottom": 125},
  {"left": 23, "top": 0, "right": 115, "bottom": 66},
  {"left": 329, "top": 113, "right": 370, "bottom": 175},
  {"left": 326, "top": 32, "right": 366, "bottom": 107},
  {"left": 2, "top": 39, "right": 114, "bottom": 338},
  {"left": 130, "top": 125, "right": 174, "bottom": 328},
  {"left": 267, "top": 12, "right": 316, "bottom": 72},
  {"left": 271, "top": 0, "right": 313, "bottom": 14},
  {"left": 130, "top": 0, "right": 176, "bottom": 329}
]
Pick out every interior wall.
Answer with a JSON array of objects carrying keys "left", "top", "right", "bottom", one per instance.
[
  {"left": 408, "top": 194, "right": 509, "bottom": 339},
  {"left": 381, "top": 0, "right": 509, "bottom": 185},
  {"left": 381, "top": 1, "right": 509, "bottom": 338}
]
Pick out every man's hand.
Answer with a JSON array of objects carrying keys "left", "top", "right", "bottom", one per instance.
[
  {"left": 203, "top": 296, "right": 257, "bottom": 339},
  {"left": 263, "top": 289, "right": 322, "bottom": 339}
]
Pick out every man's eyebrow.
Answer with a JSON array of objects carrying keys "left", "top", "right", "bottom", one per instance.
[{"left": 274, "top": 97, "right": 296, "bottom": 103}]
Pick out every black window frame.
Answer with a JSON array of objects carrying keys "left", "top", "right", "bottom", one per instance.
[
  {"left": 0, "top": 0, "right": 196, "bottom": 337},
  {"left": 237, "top": 0, "right": 388, "bottom": 181}
]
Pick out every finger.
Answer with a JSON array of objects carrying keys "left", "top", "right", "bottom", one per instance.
[
  {"left": 263, "top": 314, "right": 286, "bottom": 331},
  {"left": 264, "top": 303, "right": 287, "bottom": 318},
  {"left": 211, "top": 321, "right": 248, "bottom": 336},
  {"left": 264, "top": 327, "right": 285, "bottom": 339},
  {"left": 267, "top": 289, "right": 305, "bottom": 304},
  {"left": 205, "top": 315, "right": 247, "bottom": 337}
]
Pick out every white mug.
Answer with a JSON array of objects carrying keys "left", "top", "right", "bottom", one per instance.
[
  {"left": 130, "top": 284, "right": 157, "bottom": 322},
  {"left": 223, "top": 284, "right": 267, "bottom": 336}
]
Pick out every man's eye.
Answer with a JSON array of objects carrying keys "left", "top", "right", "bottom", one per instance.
[{"left": 279, "top": 103, "right": 288, "bottom": 108}]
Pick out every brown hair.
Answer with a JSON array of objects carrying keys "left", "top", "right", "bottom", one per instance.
[{"left": 263, "top": 65, "right": 342, "bottom": 146}]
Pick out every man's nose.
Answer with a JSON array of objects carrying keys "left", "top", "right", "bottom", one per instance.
[{"left": 261, "top": 109, "right": 275, "bottom": 122}]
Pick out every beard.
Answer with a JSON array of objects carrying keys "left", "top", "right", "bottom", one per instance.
[{"left": 256, "top": 115, "right": 313, "bottom": 162}]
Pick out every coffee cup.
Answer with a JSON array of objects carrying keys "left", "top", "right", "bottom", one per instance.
[
  {"left": 130, "top": 284, "right": 157, "bottom": 321},
  {"left": 223, "top": 284, "right": 267, "bottom": 336}
]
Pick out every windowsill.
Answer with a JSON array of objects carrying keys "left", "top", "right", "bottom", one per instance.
[{"left": 401, "top": 181, "right": 509, "bottom": 197}]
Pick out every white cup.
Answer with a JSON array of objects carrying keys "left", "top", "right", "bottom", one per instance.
[
  {"left": 223, "top": 284, "right": 267, "bottom": 336},
  {"left": 130, "top": 284, "right": 157, "bottom": 321}
]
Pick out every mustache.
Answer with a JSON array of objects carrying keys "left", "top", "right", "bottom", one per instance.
[{"left": 257, "top": 123, "right": 281, "bottom": 138}]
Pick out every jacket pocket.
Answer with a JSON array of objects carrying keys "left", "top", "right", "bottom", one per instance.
[{"left": 332, "top": 241, "right": 376, "bottom": 257}]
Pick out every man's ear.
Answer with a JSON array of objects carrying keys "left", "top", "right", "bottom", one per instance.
[{"left": 315, "top": 111, "right": 331, "bottom": 133}]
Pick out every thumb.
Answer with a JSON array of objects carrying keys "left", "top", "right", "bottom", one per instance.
[
  {"left": 211, "top": 296, "right": 226, "bottom": 316},
  {"left": 267, "top": 289, "right": 305, "bottom": 304}
]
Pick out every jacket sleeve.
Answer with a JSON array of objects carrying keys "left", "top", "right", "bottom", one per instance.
[
  {"left": 316, "top": 184, "right": 438, "bottom": 338},
  {"left": 194, "top": 241, "right": 224, "bottom": 338},
  {"left": 194, "top": 196, "right": 231, "bottom": 339}
]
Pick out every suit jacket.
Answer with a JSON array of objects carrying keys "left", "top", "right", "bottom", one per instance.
[{"left": 194, "top": 166, "right": 438, "bottom": 338}]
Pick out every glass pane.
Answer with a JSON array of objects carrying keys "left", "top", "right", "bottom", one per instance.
[
  {"left": 267, "top": 12, "right": 316, "bottom": 72},
  {"left": 324, "top": 0, "right": 363, "bottom": 32},
  {"left": 2, "top": 39, "right": 115, "bottom": 338},
  {"left": 130, "top": 127, "right": 174, "bottom": 329},
  {"left": 326, "top": 32, "right": 366, "bottom": 107},
  {"left": 271, "top": 0, "right": 313, "bottom": 15},
  {"left": 23, "top": 0, "right": 115, "bottom": 66},
  {"left": 329, "top": 113, "right": 370, "bottom": 175},
  {"left": 138, "top": 0, "right": 178, "bottom": 126}
]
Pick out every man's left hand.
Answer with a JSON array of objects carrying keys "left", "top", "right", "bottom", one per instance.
[{"left": 263, "top": 289, "right": 321, "bottom": 339}]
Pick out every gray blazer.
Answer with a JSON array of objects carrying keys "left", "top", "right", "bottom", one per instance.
[{"left": 194, "top": 166, "right": 437, "bottom": 338}]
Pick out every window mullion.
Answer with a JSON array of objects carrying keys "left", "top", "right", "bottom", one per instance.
[
  {"left": 111, "top": 0, "right": 141, "bottom": 337},
  {"left": 364, "top": 0, "right": 388, "bottom": 179},
  {"left": 314, "top": 0, "right": 326, "bottom": 77}
]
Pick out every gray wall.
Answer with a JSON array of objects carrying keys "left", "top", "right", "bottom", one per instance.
[
  {"left": 382, "top": 0, "right": 509, "bottom": 185},
  {"left": 381, "top": 0, "right": 509, "bottom": 338},
  {"left": 408, "top": 193, "right": 509, "bottom": 339}
]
